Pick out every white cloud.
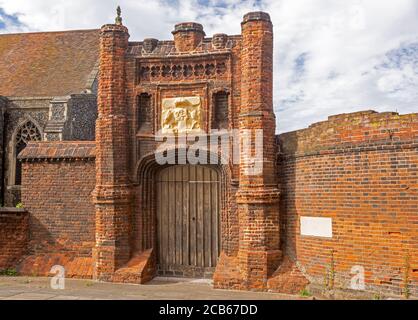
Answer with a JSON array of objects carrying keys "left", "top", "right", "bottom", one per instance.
[{"left": 1, "top": 0, "right": 417, "bottom": 133}]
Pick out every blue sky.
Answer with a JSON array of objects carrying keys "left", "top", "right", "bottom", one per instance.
[
  {"left": 1, "top": 0, "right": 417, "bottom": 133},
  {"left": 0, "top": 8, "right": 20, "bottom": 29}
]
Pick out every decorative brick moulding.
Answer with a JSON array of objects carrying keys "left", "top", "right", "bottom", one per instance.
[{"left": 4, "top": 10, "right": 416, "bottom": 298}]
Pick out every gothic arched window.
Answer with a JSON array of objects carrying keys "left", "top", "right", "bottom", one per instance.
[{"left": 15, "top": 121, "right": 42, "bottom": 185}]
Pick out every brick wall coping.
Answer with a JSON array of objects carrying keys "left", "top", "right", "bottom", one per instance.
[
  {"left": 0, "top": 207, "right": 28, "bottom": 215},
  {"left": 277, "top": 110, "right": 418, "bottom": 155},
  {"left": 18, "top": 141, "right": 96, "bottom": 161},
  {"left": 242, "top": 11, "right": 271, "bottom": 24},
  {"left": 172, "top": 22, "right": 205, "bottom": 35},
  {"left": 280, "top": 110, "right": 417, "bottom": 135}
]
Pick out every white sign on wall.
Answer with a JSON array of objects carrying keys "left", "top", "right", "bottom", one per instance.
[{"left": 300, "top": 217, "right": 333, "bottom": 238}]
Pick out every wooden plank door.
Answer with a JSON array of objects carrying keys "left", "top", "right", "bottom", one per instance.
[{"left": 156, "top": 165, "right": 220, "bottom": 278}]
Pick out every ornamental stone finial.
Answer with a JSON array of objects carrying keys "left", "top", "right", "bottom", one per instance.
[{"left": 115, "top": 6, "right": 122, "bottom": 25}]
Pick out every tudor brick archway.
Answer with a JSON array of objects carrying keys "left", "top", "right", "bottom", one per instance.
[
  {"left": 134, "top": 149, "right": 234, "bottom": 280},
  {"left": 156, "top": 164, "right": 221, "bottom": 278},
  {"left": 94, "top": 12, "right": 281, "bottom": 289}
]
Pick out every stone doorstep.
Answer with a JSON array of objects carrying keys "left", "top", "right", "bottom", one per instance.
[{"left": 151, "top": 277, "right": 212, "bottom": 284}]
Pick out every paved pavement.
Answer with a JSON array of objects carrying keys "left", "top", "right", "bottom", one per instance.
[{"left": 0, "top": 276, "right": 305, "bottom": 300}]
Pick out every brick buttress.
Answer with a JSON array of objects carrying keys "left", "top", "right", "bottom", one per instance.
[{"left": 92, "top": 23, "right": 133, "bottom": 281}]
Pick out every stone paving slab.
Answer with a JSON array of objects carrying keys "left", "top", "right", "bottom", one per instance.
[
  {"left": 48, "top": 295, "right": 83, "bottom": 300},
  {"left": 0, "top": 290, "right": 25, "bottom": 299},
  {"left": 4, "top": 292, "right": 57, "bottom": 300},
  {"left": 0, "top": 276, "right": 304, "bottom": 300}
]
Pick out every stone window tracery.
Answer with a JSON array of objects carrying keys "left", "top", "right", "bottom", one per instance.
[{"left": 15, "top": 121, "right": 42, "bottom": 185}]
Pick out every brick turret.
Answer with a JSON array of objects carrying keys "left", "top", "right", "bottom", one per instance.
[
  {"left": 237, "top": 11, "right": 281, "bottom": 290},
  {"left": 172, "top": 22, "right": 205, "bottom": 52},
  {"left": 92, "top": 21, "right": 132, "bottom": 281}
]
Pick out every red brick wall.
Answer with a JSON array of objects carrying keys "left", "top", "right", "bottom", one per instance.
[
  {"left": 0, "top": 209, "right": 28, "bottom": 270},
  {"left": 278, "top": 111, "right": 418, "bottom": 296},
  {"left": 20, "top": 142, "right": 96, "bottom": 257}
]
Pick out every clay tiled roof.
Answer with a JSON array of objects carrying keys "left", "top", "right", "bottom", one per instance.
[
  {"left": 18, "top": 141, "right": 96, "bottom": 161},
  {"left": 0, "top": 29, "right": 100, "bottom": 97}
]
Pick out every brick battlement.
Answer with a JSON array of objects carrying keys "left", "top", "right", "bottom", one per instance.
[
  {"left": 18, "top": 141, "right": 96, "bottom": 161},
  {"left": 278, "top": 111, "right": 418, "bottom": 156}
]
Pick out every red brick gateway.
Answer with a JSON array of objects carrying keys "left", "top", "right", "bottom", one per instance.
[{"left": 0, "top": 10, "right": 415, "bottom": 298}]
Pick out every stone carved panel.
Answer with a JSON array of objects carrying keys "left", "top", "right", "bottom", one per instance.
[
  {"left": 161, "top": 97, "right": 201, "bottom": 133},
  {"left": 50, "top": 103, "right": 66, "bottom": 121}
]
